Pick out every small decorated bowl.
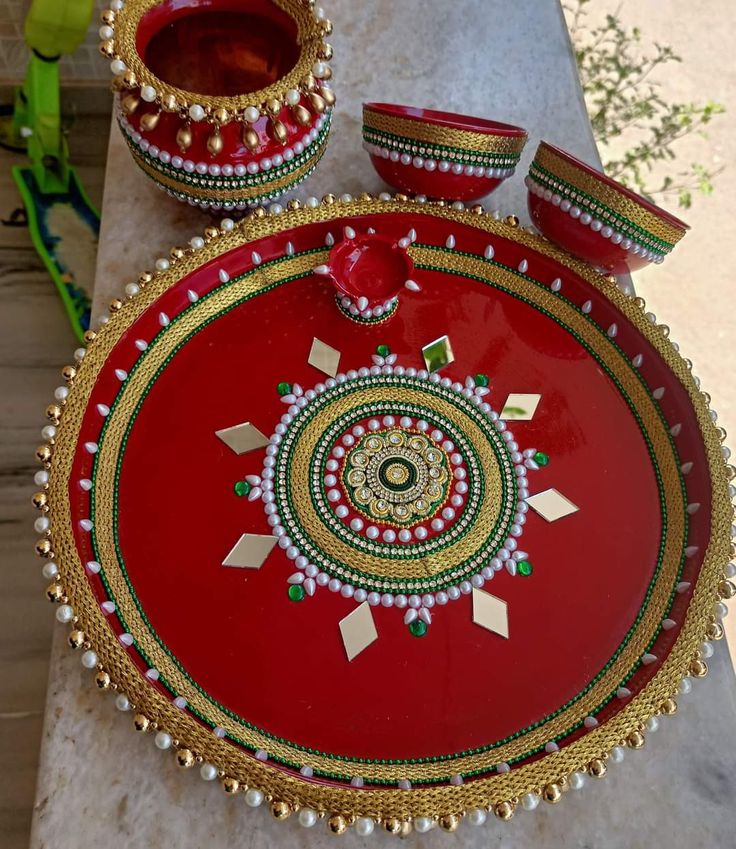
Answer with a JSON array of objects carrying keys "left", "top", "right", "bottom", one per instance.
[
  {"left": 362, "top": 102, "right": 527, "bottom": 202},
  {"left": 99, "top": 0, "right": 335, "bottom": 212},
  {"left": 526, "top": 142, "right": 688, "bottom": 274}
]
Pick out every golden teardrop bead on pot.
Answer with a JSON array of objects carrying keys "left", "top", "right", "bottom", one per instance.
[
  {"left": 176, "top": 123, "right": 193, "bottom": 152},
  {"left": 718, "top": 579, "right": 735, "bottom": 599},
  {"left": 36, "top": 539, "right": 53, "bottom": 558},
  {"left": 213, "top": 106, "right": 230, "bottom": 125},
  {"left": 707, "top": 621, "right": 725, "bottom": 641},
  {"left": 265, "top": 98, "right": 282, "bottom": 116},
  {"left": 100, "top": 9, "right": 115, "bottom": 25},
  {"left": 68, "top": 630, "right": 86, "bottom": 649},
  {"left": 327, "top": 814, "right": 347, "bottom": 835},
  {"left": 36, "top": 444, "right": 52, "bottom": 464},
  {"left": 95, "top": 671, "right": 111, "bottom": 689},
  {"left": 133, "top": 713, "right": 150, "bottom": 732},
  {"left": 308, "top": 91, "right": 326, "bottom": 114},
  {"left": 303, "top": 73, "right": 316, "bottom": 91},
  {"left": 626, "top": 730, "right": 645, "bottom": 749},
  {"left": 690, "top": 658, "right": 708, "bottom": 677},
  {"left": 320, "top": 65, "right": 333, "bottom": 81},
  {"left": 588, "top": 758, "right": 607, "bottom": 778},
  {"left": 438, "top": 814, "right": 459, "bottom": 832},
  {"left": 140, "top": 110, "right": 161, "bottom": 132},
  {"left": 99, "top": 39, "right": 115, "bottom": 57},
  {"left": 543, "top": 783, "right": 563, "bottom": 803},
  {"left": 161, "top": 93, "right": 178, "bottom": 112},
  {"left": 108, "top": 298, "right": 123, "bottom": 313},
  {"left": 206, "top": 129, "right": 224, "bottom": 156},
  {"left": 494, "top": 801, "right": 515, "bottom": 820},
  {"left": 383, "top": 817, "right": 402, "bottom": 835},
  {"left": 291, "top": 104, "right": 312, "bottom": 126},
  {"left": 45, "top": 581, "right": 63, "bottom": 601},
  {"left": 319, "top": 85, "right": 336, "bottom": 107},
  {"left": 121, "top": 70, "right": 137, "bottom": 88},
  {"left": 121, "top": 94, "right": 140, "bottom": 116},
  {"left": 268, "top": 118, "right": 288, "bottom": 145},
  {"left": 221, "top": 776, "right": 239, "bottom": 794},
  {"left": 84, "top": 330, "right": 96, "bottom": 343},
  {"left": 32, "top": 491, "right": 48, "bottom": 510},
  {"left": 46, "top": 403, "right": 62, "bottom": 423},
  {"left": 270, "top": 800, "right": 291, "bottom": 820},
  {"left": 319, "top": 42, "right": 333, "bottom": 60},
  {"left": 242, "top": 125, "right": 260, "bottom": 151},
  {"left": 176, "top": 748, "right": 195, "bottom": 768},
  {"left": 660, "top": 697, "right": 678, "bottom": 715}
]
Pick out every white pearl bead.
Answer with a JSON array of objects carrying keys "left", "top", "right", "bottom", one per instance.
[
  {"left": 200, "top": 762, "right": 218, "bottom": 781},
  {"left": 81, "top": 649, "right": 98, "bottom": 669},
  {"left": 285, "top": 89, "right": 301, "bottom": 106},
  {"left": 244, "top": 105, "right": 260, "bottom": 123},
  {"left": 110, "top": 58, "right": 126, "bottom": 75},
  {"left": 42, "top": 561, "right": 58, "bottom": 580},
  {"left": 35, "top": 470, "right": 49, "bottom": 486},
  {"left": 645, "top": 716, "right": 659, "bottom": 733},
  {"left": 55, "top": 604, "right": 73, "bottom": 623},
  {"left": 700, "top": 641, "right": 714, "bottom": 658},
  {"left": 155, "top": 731, "right": 172, "bottom": 749},
  {"left": 99, "top": 24, "right": 114, "bottom": 40},
  {"left": 313, "top": 61, "right": 327, "bottom": 78},
  {"left": 41, "top": 425, "right": 56, "bottom": 441},
  {"left": 413, "top": 817, "right": 433, "bottom": 833},
  {"left": 140, "top": 85, "right": 157, "bottom": 102},
  {"left": 569, "top": 771, "right": 586, "bottom": 790},
  {"left": 54, "top": 386, "right": 68, "bottom": 401},
  {"left": 115, "top": 693, "right": 130, "bottom": 711},
  {"left": 35, "top": 516, "right": 50, "bottom": 533},
  {"left": 678, "top": 678, "right": 692, "bottom": 695},
  {"left": 298, "top": 808, "right": 318, "bottom": 828},
  {"left": 609, "top": 745, "right": 625, "bottom": 763},
  {"left": 355, "top": 817, "right": 375, "bottom": 836},
  {"left": 520, "top": 792, "right": 540, "bottom": 811},
  {"left": 468, "top": 808, "right": 487, "bottom": 826},
  {"left": 245, "top": 788, "right": 264, "bottom": 807},
  {"left": 188, "top": 104, "right": 205, "bottom": 121},
  {"left": 155, "top": 258, "right": 170, "bottom": 271}
]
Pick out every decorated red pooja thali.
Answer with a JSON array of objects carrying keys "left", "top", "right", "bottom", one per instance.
[{"left": 36, "top": 197, "right": 733, "bottom": 833}]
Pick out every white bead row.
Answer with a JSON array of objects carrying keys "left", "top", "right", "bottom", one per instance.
[
  {"left": 525, "top": 175, "right": 665, "bottom": 264},
  {"left": 337, "top": 293, "right": 397, "bottom": 320},
  {"left": 364, "top": 141, "right": 515, "bottom": 180}
]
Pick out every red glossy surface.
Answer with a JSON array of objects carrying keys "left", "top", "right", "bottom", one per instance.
[
  {"left": 66, "top": 212, "right": 710, "bottom": 778},
  {"left": 370, "top": 155, "right": 505, "bottom": 202},
  {"left": 327, "top": 233, "right": 413, "bottom": 303}
]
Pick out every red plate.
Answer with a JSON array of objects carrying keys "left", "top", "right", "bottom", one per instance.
[{"left": 40, "top": 198, "right": 732, "bottom": 828}]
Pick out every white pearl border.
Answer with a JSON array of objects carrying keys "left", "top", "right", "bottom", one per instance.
[{"left": 364, "top": 142, "right": 515, "bottom": 180}]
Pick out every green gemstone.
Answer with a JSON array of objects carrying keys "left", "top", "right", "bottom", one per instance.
[
  {"left": 288, "top": 584, "right": 305, "bottom": 602},
  {"left": 408, "top": 619, "right": 428, "bottom": 637},
  {"left": 376, "top": 344, "right": 391, "bottom": 357},
  {"left": 533, "top": 451, "right": 549, "bottom": 467},
  {"left": 276, "top": 382, "right": 292, "bottom": 396},
  {"left": 518, "top": 560, "right": 533, "bottom": 577},
  {"left": 474, "top": 373, "right": 489, "bottom": 387},
  {"left": 233, "top": 480, "right": 251, "bottom": 497}
]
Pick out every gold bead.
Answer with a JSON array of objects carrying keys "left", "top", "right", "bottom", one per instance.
[
  {"left": 286, "top": 199, "right": 301, "bottom": 211},
  {"left": 494, "top": 801, "right": 515, "bottom": 820},
  {"left": 291, "top": 104, "right": 312, "bottom": 126},
  {"left": 213, "top": 106, "right": 230, "bottom": 125},
  {"left": 268, "top": 118, "right": 288, "bottom": 144},
  {"left": 100, "top": 9, "right": 115, "bottom": 24},
  {"left": 109, "top": 299, "right": 123, "bottom": 313},
  {"left": 140, "top": 110, "right": 161, "bottom": 132},
  {"left": 36, "top": 539, "right": 53, "bottom": 558},
  {"left": 45, "top": 581, "right": 63, "bottom": 601},
  {"left": 99, "top": 39, "right": 115, "bottom": 57},
  {"left": 321, "top": 18, "right": 333, "bottom": 35},
  {"left": 626, "top": 731, "right": 645, "bottom": 749},
  {"left": 327, "top": 814, "right": 347, "bottom": 835},
  {"left": 270, "top": 800, "right": 291, "bottom": 820},
  {"left": 557, "top": 775, "right": 571, "bottom": 793},
  {"left": 543, "top": 783, "right": 563, "bottom": 803},
  {"left": 251, "top": 207, "right": 267, "bottom": 218},
  {"left": 690, "top": 658, "right": 708, "bottom": 678},
  {"left": 660, "top": 697, "right": 677, "bottom": 715},
  {"left": 321, "top": 65, "right": 333, "bottom": 81},
  {"left": 706, "top": 621, "right": 725, "bottom": 641},
  {"left": 176, "top": 748, "right": 195, "bottom": 768},
  {"left": 400, "top": 820, "right": 412, "bottom": 837},
  {"left": 62, "top": 364, "right": 77, "bottom": 380},
  {"left": 170, "top": 246, "right": 185, "bottom": 261},
  {"left": 121, "top": 70, "right": 137, "bottom": 88},
  {"left": 121, "top": 94, "right": 140, "bottom": 115},
  {"left": 307, "top": 91, "right": 326, "bottom": 114},
  {"left": 204, "top": 226, "right": 220, "bottom": 240},
  {"left": 358, "top": 192, "right": 373, "bottom": 202},
  {"left": 32, "top": 491, "right": 49, "bottom": 510},
  {"left": 438, "top": 814, "right": 459, "bottom": 832},
  {"left": 303, "top": 73, "right": 316, "bottom": 91},
  {"left": 36, "top": 444, "right": 52, "bottom": 464},
  {"left": 84, "top": 330, "right": 97, "bottom": 343},
  {"left": 138, "top": 271, "right": 153, "bottom": 285},
  {"left": 718, "top": 579, "right": 735, "bottom": 599},
  {"left": 176, "top": 123, "right": 193, "bottom": 152},
  {"left": 133, "top": 713, "right": 150, "bottom": 732},
  {"left": 588, "top": 758, "right": 607, "bottom": 778},
  {"left": 383, "top": 817, "right": 403, "bottom": 835},
  {"left": 504, "top": 214, "right": 520, "bottom": 227},
  {"left": 68, "top": 630, "right": 86, "bottom": 649},
  {"left": 319, "top": 42, "right": 333, "bottom": 60},
  {"left": 95, "top": 671, "right": 111, "bottom": 689},
  {"left": 46, "top": 404, "right": 62, "bottom": 423},
  {"left": 319, "top": 85, "right": 336, "bottom": 107},
  {"left": 322, "top": 193, "right": 336, "bottom": 205},
  {"left": 206, "top": 129, "right": 224, "bottom": 156},
  {"left": 395, "top": 193, "right": 409, "bottom": 202},
  {"left": 222, "top": 776, "right": 240, "bottom": 794},
  {"left": 242, "top": 125, "right": 260, "bottom": 150},
  {"left": 161, "top": 93, "right": 178, "bottom": 112},
  {"left": 265, "top": 98, "right": 282, "bottom": 116},
  {"left": 470, "top": 204, "right": 484, "bottom": 214}
]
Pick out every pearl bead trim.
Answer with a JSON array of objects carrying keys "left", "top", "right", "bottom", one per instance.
[{"left": 364, "top": 142, "right": 515, "bottom": 181}]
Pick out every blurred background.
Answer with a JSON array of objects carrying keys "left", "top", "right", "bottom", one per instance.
[{"left": 0, "top": 0, "right": 733, "bottom": 846}]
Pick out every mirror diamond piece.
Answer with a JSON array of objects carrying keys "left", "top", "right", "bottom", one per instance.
[
  {"left": 223, "top": 534, "right": 277, "bottom": 568},
  {"left": 339, "top": 601, "right": 378, "bottom": 661},
  {"left": 526, "top": 488, "right": 579, "bottom": 522},
  {"left": 472, "top": 589, "right": 509, "bottom": 638},
  {"left": 500, "top": 393, "right": 542, "bottom": 421},
  {"left": 308, "top": 337, "right": 341, "bottom": 377},
  {"left": 215, "top": 422, "right": 269, "bottom": 455},
  {"left": 421, "top": 335, "right": 455, "bottom": 373}
]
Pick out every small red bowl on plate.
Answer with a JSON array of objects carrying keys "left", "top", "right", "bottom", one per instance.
[
  {"left": 526, "top": 141, "right": 688, "bottom": 274},
  {"left": 363, "top": 102, "right": 527, "bottom": 202}
]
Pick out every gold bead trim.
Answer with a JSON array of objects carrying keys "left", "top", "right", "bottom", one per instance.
[
  {"left": 533, "top": 144, "right": 687, "bottom": 246},
  {"left": 363, "top": 106, "right": 527, "bottom": 156},
  {"left": 42, "top": 196, "right": 732, "bottom": 821}
]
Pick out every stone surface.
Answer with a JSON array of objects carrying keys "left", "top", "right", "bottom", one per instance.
[{"left": 30, "top": 1, "right": 736, "bottom": 846}]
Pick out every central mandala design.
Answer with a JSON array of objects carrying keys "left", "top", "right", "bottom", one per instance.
[{"left": 342, "top": 429, "right": 450, "bottom": 525}]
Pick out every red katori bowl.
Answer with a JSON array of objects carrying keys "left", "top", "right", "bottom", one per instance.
[
  {"left": 363, "top": 102, "right": 527, "bottom": 202},
  {"left": 526, "top": 142, "right": 688, "bottom": 274}
]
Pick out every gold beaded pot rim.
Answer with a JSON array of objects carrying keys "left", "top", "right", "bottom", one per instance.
[
  {"left": 363, "top": 104, "right": 528, "bottom": 155},
  {"left": 110, "top": 0, "right": 328, "bottom": 114},
  {"left": 44, "top": 197, "right": 731, "bottom": 821},
  {"left": 533, "top": 142, "right": 688, "bottom": 245}
]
